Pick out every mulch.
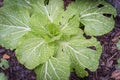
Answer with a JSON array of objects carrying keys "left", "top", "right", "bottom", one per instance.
[{"left": 0, "top": 0, "right": 120, "bottom": 80}]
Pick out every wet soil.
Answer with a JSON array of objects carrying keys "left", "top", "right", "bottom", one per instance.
[{"left": 0, "top": 0, "right": 120, "bottom": 80}]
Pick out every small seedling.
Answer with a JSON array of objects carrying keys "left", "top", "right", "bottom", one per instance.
[
  {"left": 0, "top": 73, "right": 8, "bottom": 80},
  {"left": 0, "top": 58, "right": 9, "bottom": 70}
]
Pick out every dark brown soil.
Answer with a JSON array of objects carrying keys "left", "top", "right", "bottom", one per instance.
[{"left": 0, "top": 0, "right": 120, "bottom": 80}]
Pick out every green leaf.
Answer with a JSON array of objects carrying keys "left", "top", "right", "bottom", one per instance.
[
  {"left": 58, "top": 4, "right": 80, "bottom": 36},
  {"left": 29, "top": 13, "right": 50, "bottom": 37},
  {"left": 30, "top": 0, "right": 79, "bottom": 37},
  {"left": 0, "top": 58, "right": 9, "bottom": 69},
  {"left": 0, "top": 73, "right": 8, "bottom": 80},
  {"left": 44, "top": 23, "right": 62, "bottom": 42},
  {"left": 72, "top": 63, "right": 88, "bottom": 78},
  {"left": 35, "top": 52, "right": 70, "bottom": 80},
  {"left": 46, "top": 23, "right": 60, "bottom": 36},
  {"left": 16, "top": 38, "right": 54, "bottom": 69},
  {"left": 30, "top": 14, "right": 62, "bottom": 41},
  {"left": 117, "top": 40, "right": 120, "bottom": 50},
  {"left": 68, "top": 0, "right": 117, "bottom": 36},
  {"left": 117, "top": 58, "right": 120, "bottom": 68},
  {"left": 117, "top": 40, "right": 120, "bottom": 68},
  {"left": 30, "top": 13, "right": 61, "bottom": 40},
  {"left": 60, "top": 15, "right": 80, "bottom": 36},
  {"left": 3, "top": 0, "right": 29, "bottom": 7},
  {"left": 31, "top": 0, "right": 64, "bottom": 24},
  {"left": 0, "top": 5, "right": 31, "bottom": 49},
  {"left": 59, "top": 35, "right": 102, "bottom": 77}
]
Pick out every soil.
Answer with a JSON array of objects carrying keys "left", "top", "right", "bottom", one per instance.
[{"left": 0, "top": 0, "right": 120, "bottom": 80}]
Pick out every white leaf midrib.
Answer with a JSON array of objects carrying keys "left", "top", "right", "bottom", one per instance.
[
  {"left": 67, "top": 45, "right": 89, "bottom": 59},
  {"left": 23, "top": 41, "right": 44, "bottom": 65},
  {"left": 4, "top": 12, "right": 29, "bottom": 28},
  {"left": 43, "top": 6, "right": 53, "bottom": 22},
  {"left": 49, "top": 60, "right": 60, "bottom": 80},
  {"left": 0, "top": 24, "right": 31, "bottom": 31},
  {"left": 66, "top": 44, "right": 89, "bottom": 68}
]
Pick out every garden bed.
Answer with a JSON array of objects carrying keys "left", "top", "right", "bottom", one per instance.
[{"left": 0, "top": 0, "right": 120, "bottom": 80}]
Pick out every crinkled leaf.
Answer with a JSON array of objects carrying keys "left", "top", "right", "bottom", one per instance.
[
  {"left": 46, "top": 23, "right": 60, "bottom": 37},
  {"left": 0, "top": 5, "right": 31, "bottom": 49},
  {"left": 16, "top": 38, "right": 54, "bottom": 69},
  {"left": 29, "top": 13, "right": 50, "bottom": 37},
  {"left": 30, "top": 0, "right": 64, "bottom": 24},
  {"left": 59, "top": 4, "right": 79, "bottom": 36},
  {"left": 68, "top": 0, "right": 116, "bottom": 36},
  {"left": 30, "top": 13, "right": 61, "bottom": 41},
  {"left": 35, "top": 52, "right": 70, "bottom": 80},
  {"left": 29, "top": 0, "right": 65, "bottom": 41},
  {"left": 30, "top": 0, "right": 79, "bottom": 37},
  {"left": 69, "top": 37, "right": 102, "bottom": 70},
  {"left": 60, "top": 15, "right": 80, "bottom": 36},
  {"left": 59, "top": 34, "right": 102, "bottom": 77},
  {"left": 0, "top": 73, "right": 7, "bottom": 80}
]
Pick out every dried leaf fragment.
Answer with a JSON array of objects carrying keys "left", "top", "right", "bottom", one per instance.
[
  {"left": 111, "top": 70, "right": 120, "bottom": 80},
  {"left": 3, "top": 54, "right": 10, "bottom": 59}
]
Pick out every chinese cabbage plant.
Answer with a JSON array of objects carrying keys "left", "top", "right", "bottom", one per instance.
[{"left": 0, "top": 0, "right": 116, "bottom": 80}]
